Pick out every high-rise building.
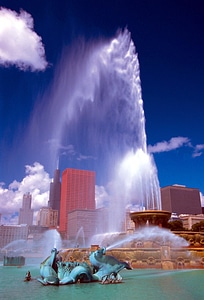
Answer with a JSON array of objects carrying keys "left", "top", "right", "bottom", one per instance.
[
  {"left": 59, "top": 168, "right": 95, "bottom": 238},
  {"left": 48, "top": 168, "right": 61, "bottom": 225},
  {"left": 161, "top": 185, "right": 202, "bottom": 215},
  {"left": 36, "top": 207, "right": 58, "bottom": 228},
  {"left": 18, "top": 193, "right": 34, "bottom": 225}
]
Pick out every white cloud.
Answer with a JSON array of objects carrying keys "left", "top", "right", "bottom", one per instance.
[
  {"left": 0, "top": 162, "right": 51, "bottom": 224},
  {"left": 193, "top": 144, "right": 204, "bottom": 158},
  {"left": 148, "top": 136, "right": 204, "bottom": 158},
  {"left": 148, "top": 137, "right": 191, "bottom": 154},
  {"left": 0, "top": 7, "right": 48, "bottom": 71},
  {"left": 95, "top": 185, "right": 110, "bottom": 209}
]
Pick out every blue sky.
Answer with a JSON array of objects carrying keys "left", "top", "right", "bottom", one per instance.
[{"left": 0, "top": 1, "right": 204, "bottom": 223}]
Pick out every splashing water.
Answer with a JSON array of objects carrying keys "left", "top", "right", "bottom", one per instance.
[
  {"left": 2, "top": 239, "right": 27, "bottom": 251},
  {"left": 73, "top": 226, "right": 86, "bottom": 248},
  {"left": 41, "top": 229, "right": 62, "bottom": 252},
  {"left": 1, "top": 229, "right": 62, "bottom": 256},
  {"left": 90, "top": 227, "right": 188, "bottom": 249},
  {"left": 31, "top": 29, "right": 161, "bottom": 233}
]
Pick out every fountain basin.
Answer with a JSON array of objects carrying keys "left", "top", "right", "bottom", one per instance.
[
  {"left": 59, "top": 246, "right": 204, "bottom": 270},
  {"left": 130, "top": 210, "right": 171, "bottom": 228}
]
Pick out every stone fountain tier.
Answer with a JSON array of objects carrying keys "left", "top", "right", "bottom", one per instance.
[
  {"left": 130, "top": 210, "right": 171, "bottom": 228},
  {"left": 59, "top": 246, "right": 204, "bottom": 270}
]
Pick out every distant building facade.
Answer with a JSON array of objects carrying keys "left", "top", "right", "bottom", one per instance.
[
  {"left": 18, "top": 193, "right": 34, "bottom": 225},
  {"left": 68, "top": 209, "right": 97, "bottom": 244},
  {"left": 36, "top": 207, "right": 58, "bottom": 228},
  {"left": 48, "top": 169, "right": 61, "bottom": 225},
  {"left": 0, "top": 224, "right": 28, "bottom": 249},
  {"left": 180, "top": 214, "right": 204, "bottom": 230},
  {"left": 161, "top": 185, "right": 202, "bottom": 215},
  {"left": 59, "top": 168, "right": 95, "bottom": 238}
]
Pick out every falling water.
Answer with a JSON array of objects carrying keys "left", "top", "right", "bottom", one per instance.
[
  {"left": 32, "top": 29, "right": 161, "bottom": 233},
  {"left": 1, "top": 229, "right": 62, "bottom": 257},
  {"left": 90, "top": 227, "right": 189, "bottom": 249},
  {"left": 1, "top": 239, "right": 27, "bottom": 252},
  {"left": 73, "top": 226, "right": 85, "bottom": 248}
]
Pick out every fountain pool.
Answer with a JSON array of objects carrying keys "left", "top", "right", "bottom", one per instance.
[{"left": 0, "top": 263, "right": 203, "bottom": 300}]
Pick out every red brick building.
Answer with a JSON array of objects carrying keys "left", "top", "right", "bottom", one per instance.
[{"left": 59, "top": 168, "right": 95, "bottom": 238}]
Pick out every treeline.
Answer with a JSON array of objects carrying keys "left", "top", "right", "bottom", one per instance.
[{"left": 168, "top": 220, "right": 204, "bottom": 232}]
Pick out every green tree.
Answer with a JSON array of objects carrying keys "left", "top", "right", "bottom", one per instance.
[
  {"left": 192, "top": 221, "right": 204, "bottom": 232},
  {"left": 168, "top": 220, "right": 185, "bottom": 231}
]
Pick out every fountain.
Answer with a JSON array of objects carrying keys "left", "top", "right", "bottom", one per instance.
[
  {"left": 44, "top": 28, "right": 162, "bottom": 234},
  {"left": 1, "top": 229, "right": 62, "bottom": 259},
  {"left": 37, "top": 247, "right": 131, "bottom": 285},
  {"left": 72, "top": 226, "right": 86, "bottom": 248},
  {"left": 130, "top": 210, "right": 171, "bottom": 228},
  {"left": 37, "top": 30, "right": 204, "bottom": 274}
]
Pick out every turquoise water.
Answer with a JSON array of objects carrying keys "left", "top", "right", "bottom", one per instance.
[{"left": 0, "top": 260, "right": 204, "bottom": 300}]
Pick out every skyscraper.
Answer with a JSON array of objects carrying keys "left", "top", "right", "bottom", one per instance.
[
  {"left": 59, "top": 168, "right": 95, "bottom": 238},
  {"left": 36, "top": 207, "right": 58, "bottom": 228},
  {"left": 161, "top": 185, "right": 202, "bottom": 215},
  {"left": 48, "top": 168, "right": 61, "bottom": 225},
  {"left": 18, "top": 193, "right": 34, "bottom": 225}
]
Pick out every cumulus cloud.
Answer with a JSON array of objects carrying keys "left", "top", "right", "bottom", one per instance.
[
  {"left": 0, "top": 7, "right": 48, "bottom": 71},
  {"left": 95, "top": 185, "right": 110, "bottom": 209},
  {"left": 148, "top": 137, "right": 191, "bottom": 154},
  {"left": 148, "top": 136, "right": 204, "bottom": 158},
  {"left": 0, "top": 162, "right": 51, "bottom": 224},
  {"left": 193, "top": 144, "right": 204, "bottom": 158}
]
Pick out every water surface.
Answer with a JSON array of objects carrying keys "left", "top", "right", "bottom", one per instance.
[{"left": 0, "top": 260, "right": 203, "bottom": 300}]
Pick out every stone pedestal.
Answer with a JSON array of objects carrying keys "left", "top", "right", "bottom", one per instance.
[{"left": 130, "top": 210, "right": 171, "bottom": 229}]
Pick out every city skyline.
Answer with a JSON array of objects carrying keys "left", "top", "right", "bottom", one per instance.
[{"left": 0, "top": 1, "right": 204, "bottom": 223}]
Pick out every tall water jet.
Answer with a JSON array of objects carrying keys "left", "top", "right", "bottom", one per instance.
[
  {"left": 76, "top": 29, "right": 161, "bottom": 232},
  {"left": 36, "top": 29, "right": 161, "bottom": 233},
  {"left": 28, "top": 29, "right": 195, "bottom": 271}
]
